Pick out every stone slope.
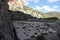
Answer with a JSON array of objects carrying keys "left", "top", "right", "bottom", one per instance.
[{"left": 13, "top": 21, "right": 60, "bottom": 40}]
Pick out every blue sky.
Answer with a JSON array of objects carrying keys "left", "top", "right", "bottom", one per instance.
[{"left": 23, "top": 0, "right": 60, "bottom": 12}]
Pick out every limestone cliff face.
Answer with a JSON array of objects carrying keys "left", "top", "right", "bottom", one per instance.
[{"left": 8, "top": 0, "right": 24, "bottom": 9}]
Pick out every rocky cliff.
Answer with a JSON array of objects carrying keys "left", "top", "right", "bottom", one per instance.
[{"left": 8, "top": 0, "right": 24, "bottom": 9}]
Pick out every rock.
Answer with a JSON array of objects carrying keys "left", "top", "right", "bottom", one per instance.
[
  {"left": 0, "top": 0, "right": 17, "bottom": 40},
  {"left": 8, "top": 0, "right": 24, "bottom": 9}
]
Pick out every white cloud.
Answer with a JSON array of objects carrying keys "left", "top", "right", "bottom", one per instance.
[
  {"left": 34, "top": 5, "right": 58, "bottom": 12},
  {"left": 23, "top": 0, "right": 30, "bottom": 5},
  {"left": 23, "top": 1, "right": 29, "bottom": 5},
  {"left": 35, "top": 6, "right": 42, "bottom": 10},
  {"left": 42, "top": 6, "right": 58, "bottom": 11},
  {"left": 24, "top": 0, "right": 33, "bottom": 1},
  {"left": 34, "top": 0, "right": 40, "bottom": 3},
  {"left": 48, "top": 0, "right": 59, "bottom": 3},
  {"left": 23, "top": 0, "right": 40, "bottom": 5},
  {"left": 42, "top": 6, "right": 52, "bottom": 11},
  {"left": 53, "top": 6, "right": 58, "bottom": 9}
]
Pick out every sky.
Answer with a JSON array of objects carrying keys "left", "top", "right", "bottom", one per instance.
[{"left": 23, "top": 0, "right": 60, "bottom": 13}]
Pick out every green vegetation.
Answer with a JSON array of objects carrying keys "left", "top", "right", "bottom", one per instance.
[
  {"left": 57, "top": 33, "right": 60, "bottom": 38},
  {"left": 43, "top": 17, "right": 59, "bottom": 20},
  {"left": 23, "top": 6, "right": 45, "bottom": 18},
  {"left": 44, "top": 12, "right": 60, "bottom": 19},
  {"left": 36, "top": 35, "right": 45, "bottom": 40}
]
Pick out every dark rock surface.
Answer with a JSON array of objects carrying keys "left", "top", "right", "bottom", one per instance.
[
  {"left": 0, "top": 0, "right": 18, "bottom": 40},
  {"left": 0, "top": 0, "right": 36, "bottom": 40}
]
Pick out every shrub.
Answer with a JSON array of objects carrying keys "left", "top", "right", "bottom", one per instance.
[
  {"left": 36, "top": 35, "right": 45, "bottom": 40},
  {"left": 45, "top": 17, "right": 58, "bottom": 20},
  {"left": 57, "top": 33, "right": 60, "bottom": 38}
]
